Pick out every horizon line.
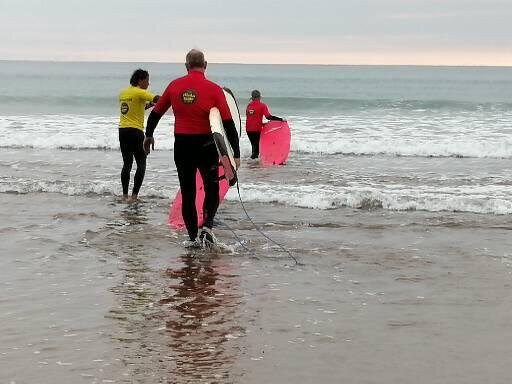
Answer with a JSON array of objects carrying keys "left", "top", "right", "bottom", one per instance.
[{"left": 1, "top": 58, "right": 511, "bottom": 69}]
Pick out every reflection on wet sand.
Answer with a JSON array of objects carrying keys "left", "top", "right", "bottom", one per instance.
[
  {"left": 159, "top": 254, "right": 244, "bottom": 383},
  {"left": 119, "top": 203, "right": 149, "bottom": 226},
  {"left": 5, "top": 191, "right": 512, "bottom": 383},
  {"left": 102, "top": 203, "right": 244, "bottom": 382}
]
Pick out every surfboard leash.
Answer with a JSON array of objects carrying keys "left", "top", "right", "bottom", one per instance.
[
  {"left": 215, "top": 218, "right": 252, "bottom": 254},
  {"left": 234, "top": 179, "right": 302, "bottom": 266}
]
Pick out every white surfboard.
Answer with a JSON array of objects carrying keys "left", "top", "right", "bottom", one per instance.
[
  {"left": 223, "top": 88, "right": 242, "bottom": 137},
  {"left": 209, "top": 88, "right": 241, "bottom": 186}
]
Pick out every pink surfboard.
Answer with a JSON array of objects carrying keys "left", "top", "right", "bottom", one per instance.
[
  {"left": 168, "top": 168, "right": 231, "bottom": 229},
  {"left": 260, "top": 121, "right": 291, "bottom": 166}
]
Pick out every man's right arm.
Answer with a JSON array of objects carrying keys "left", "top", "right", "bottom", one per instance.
[
  {"left": 144, "top": 86, "right": 172, "bottom": 154},
  {"left": 145, "top": 110, "right": 162, "bottom": 138},
  {"left": 145, "top": 86, "right": 171, "bottom": 137},
  {"left": 143, "top": 110, "right": 162, "bottom": 154}
]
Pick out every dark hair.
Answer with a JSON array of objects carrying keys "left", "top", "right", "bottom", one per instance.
[
  {"left": 130, "top": 69, "right": 149, "bottom": 86},
  {"left": 251, "top": 90, "right": 261, "bottom": 99}
]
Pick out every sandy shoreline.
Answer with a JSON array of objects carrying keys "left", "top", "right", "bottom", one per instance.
[{"left": 1, "top": 192, "right": 512, "bottom": 383}]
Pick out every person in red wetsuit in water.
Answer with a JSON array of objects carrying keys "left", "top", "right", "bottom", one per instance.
[
  {"left": 245, "top": 90, "right": 285, "bottom": 159},
  {"left": 143, "top": 49, "right": 240, "bottom": 248}
]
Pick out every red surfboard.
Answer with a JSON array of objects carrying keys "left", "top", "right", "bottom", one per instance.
[
  {"left": 168, "top": 168, "right": 231, "bottom": 229},
  {"left": 260, "top": 121, "right": 291, "bottom": 166}
]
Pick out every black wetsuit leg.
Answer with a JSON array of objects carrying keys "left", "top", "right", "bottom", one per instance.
[
  {"left": 198, "top": 140, "right": 220, "bottom": 229},
  {"left": 247, "top": 132, "right": 261, "bottom": 159},
  {"left": 132, "top": 138, "right": 147, "bottom": 196},
  {"left": 119, "top": 128, "right": 146, "bottom": 196},
  {"left": 174, "top": 134, "right": 219, "bottom": 240}
]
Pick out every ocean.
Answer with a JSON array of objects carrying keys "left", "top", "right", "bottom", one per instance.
[
  {"left": 2, "top": 61, "right": 512, "bottom": 214},
  {"left": 1, "top": 61, "right": 512, "bottom": 383}
]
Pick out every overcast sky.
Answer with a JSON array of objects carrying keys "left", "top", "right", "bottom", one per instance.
[{"left": 1, "top": 0, "right": 511, "bottom": 65}]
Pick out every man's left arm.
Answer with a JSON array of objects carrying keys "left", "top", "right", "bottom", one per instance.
[{"left": 222, "top": 118, "right": 240, "bottom": 159}]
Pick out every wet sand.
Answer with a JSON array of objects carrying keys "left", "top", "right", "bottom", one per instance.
[{"left": 1, "top": 193, "right": 512, "bottom": 383}]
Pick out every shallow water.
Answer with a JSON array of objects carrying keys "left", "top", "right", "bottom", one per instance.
[
  {"left": 2, "top": 193, "right": 512, "bottom": 383},
  {"left": 2, "top": 148, "right": 512, "bottom": 216}
]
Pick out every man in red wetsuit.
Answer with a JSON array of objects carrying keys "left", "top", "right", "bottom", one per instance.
[
  {"left": 245, "top": 89, "right": 284, "bottom": 159},
  {"left": 144, "top": 49, "right": 240, "bottom": 248}
]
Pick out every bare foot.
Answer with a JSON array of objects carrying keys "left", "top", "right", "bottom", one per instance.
[{"left": 128, "top": 195, "right": 142, "bottom": 204}]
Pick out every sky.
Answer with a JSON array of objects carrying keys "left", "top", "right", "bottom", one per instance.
[{"left": 1, "top": 0, "right": 511, "bottom": 66}]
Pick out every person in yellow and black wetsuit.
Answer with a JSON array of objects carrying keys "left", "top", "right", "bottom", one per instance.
[{"left": 118, "top": 69, "right": 160, "bottom": 203}]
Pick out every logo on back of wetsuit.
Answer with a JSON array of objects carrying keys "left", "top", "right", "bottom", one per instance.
[
  {"left": 181, "top": 90, "right": 197, "bottom": 104},
  {"left": 248, "top": 109, "right": 255, "bottom": 115},
  {"left": 121, "top": 102, "right": 129, "bottom": 114}
]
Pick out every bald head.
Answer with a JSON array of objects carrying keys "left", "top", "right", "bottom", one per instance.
[{"left": 185, "top": 49, "right": 207, "bottom": 71}]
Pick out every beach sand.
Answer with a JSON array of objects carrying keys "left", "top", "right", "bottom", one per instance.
[{"left": 1, "top": 192, "right": 512, "bottom": 383}]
